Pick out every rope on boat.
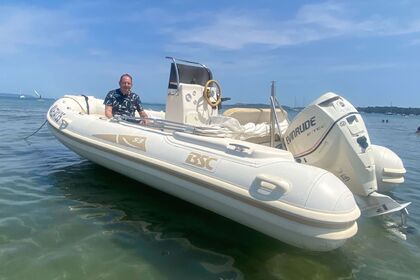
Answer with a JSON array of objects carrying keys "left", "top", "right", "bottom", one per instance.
[
  {"left": 62, "top": 96, "right": 87, "bottom": 114},
  {"left": 23, "top": 119, "right": 48, "bottom": 141},
  {"left": 25, "top": 95, "right": 86, "bottom": 141},
  {"left": 82, "top": 95, "right": 90, "bottom": 114}
]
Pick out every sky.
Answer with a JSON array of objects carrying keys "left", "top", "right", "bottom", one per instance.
[{"left": 1, "top": 0, "right": 420, "bottom": 107}]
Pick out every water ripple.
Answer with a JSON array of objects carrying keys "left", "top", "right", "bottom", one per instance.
[{"left": 1, "top": 99, "right": 420, "bottom": 279}]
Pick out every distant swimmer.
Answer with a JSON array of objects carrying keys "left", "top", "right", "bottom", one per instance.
[{"left": 417, "top": 126, "right": 420, "bottom": 134}]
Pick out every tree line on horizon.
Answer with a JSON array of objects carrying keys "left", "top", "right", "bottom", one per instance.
[{"left": 357, "top": 106, "right": 420, "bottom": 115}]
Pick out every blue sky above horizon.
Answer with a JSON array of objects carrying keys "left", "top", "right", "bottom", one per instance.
[{"left": 1, "top": 0, "right": 420, "bottom": 107}]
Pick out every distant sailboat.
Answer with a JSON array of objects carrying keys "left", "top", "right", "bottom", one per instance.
[
  {"left": 19, "top": 90, "right": 25, "bottom": 99},
  {"left": 34, "top": 89, "right": 42, "bottom": 99},
  {"left": 33, "top": 89, "right": 44, "bottom": 101}
]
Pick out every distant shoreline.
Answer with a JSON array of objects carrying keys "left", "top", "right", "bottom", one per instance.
[
  {"left": 0, "top": 93, "right": 39, "bottom": 98},
  {"left": 356, "top": 106, "right": 420, "bottom": 116},
  {"left": 0, "top": 93, "right": 53, "bottom": 100},
  {"left": 2, "top": 93, "right": 419, "bottom": 115},
  {"left": 227, "top": 104, "right": 420, "bottom": 115},
  {"left": 0, "top": 93, "right": 21, "bottom": 97}
]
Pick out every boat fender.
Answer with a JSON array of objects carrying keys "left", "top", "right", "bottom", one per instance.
[{"left": 82, "top": 95, "right": 90, "bottom": 115}]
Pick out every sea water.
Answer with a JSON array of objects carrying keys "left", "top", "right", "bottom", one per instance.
[{"left": 0, "top": 96, "right": 419, "bottom": 279}]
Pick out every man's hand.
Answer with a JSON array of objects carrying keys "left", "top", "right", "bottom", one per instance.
[
  {"left": 105, "top": 105, "right": 113, "bottom": 118},
  {"left": 139, "top": 111, "right": 149, "bottom": 125}
]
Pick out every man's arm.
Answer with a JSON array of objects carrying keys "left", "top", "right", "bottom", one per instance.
[
  {"left": 103, "top": 90, "right": 115, "bottom": 118},
  {"left": 105, "top": 105, "right": 113, "bottom": 118},
  {"left": 135, "top": 94, "right": 148, "bottom": 121}
]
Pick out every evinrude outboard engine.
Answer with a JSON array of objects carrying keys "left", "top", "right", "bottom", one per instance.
[{"left": 284, "top": 92, "right": 410, "bottom": 218}]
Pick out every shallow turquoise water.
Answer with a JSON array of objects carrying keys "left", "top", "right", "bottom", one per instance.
[{"left": 1, "top": 97, "right": 419, "bottom": 279}]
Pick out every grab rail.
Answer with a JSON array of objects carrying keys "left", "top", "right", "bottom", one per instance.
[
  {"left": 269, "top": 81, "right": 288, "bottom": 148},
  {"left": 112, "top": 115, "right": 223, "bottom": 136}
]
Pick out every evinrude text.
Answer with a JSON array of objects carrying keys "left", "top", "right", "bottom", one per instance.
[{"left": 286, "top": 116, "right": 316, "bottom": 144}]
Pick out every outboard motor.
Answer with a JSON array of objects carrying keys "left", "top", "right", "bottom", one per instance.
[
  {"left": 285, "top": 92, "right": 376, "bottom": 196},
  {"left": 284, "top": 92, "right": 410, "bottom": 218}
]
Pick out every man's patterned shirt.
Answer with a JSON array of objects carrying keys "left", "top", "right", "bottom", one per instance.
[{"left": 103, "top": 88, "right": 144, "bottom": 117}]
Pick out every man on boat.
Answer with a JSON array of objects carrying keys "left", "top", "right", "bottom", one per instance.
[{"left": 104, "top": 73, "right": 148, "bottom": 122}]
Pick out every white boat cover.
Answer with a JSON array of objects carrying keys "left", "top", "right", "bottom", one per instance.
[{"left": 195, "top": 116, "right": 285, "bottom": 140}]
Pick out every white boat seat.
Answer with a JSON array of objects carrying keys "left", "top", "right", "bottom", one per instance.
[
  {"left": 223, "top": 107, "right": 286, "bottom": 124},
  {"left": 223, "top": 107, "right": 289, "bottom": 136}
]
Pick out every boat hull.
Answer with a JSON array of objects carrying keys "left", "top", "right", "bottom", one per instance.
[{"left": 47, "top": 96, "right": 360, "bottom": 251}]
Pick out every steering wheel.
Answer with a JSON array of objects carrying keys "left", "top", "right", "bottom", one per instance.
[{"left": 203, "top": 79, "right": 222, "bottom": 107}]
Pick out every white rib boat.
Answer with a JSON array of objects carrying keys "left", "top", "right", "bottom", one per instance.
[{"left": 47, "top": 57, "right": 409, "bottom": 251}]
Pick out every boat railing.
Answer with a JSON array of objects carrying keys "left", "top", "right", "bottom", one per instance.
[
  {"left": 269, "top": 81, "right": 288, "bottom": 148},
  {"left": 112, "top": 115, "right": 227, "bottom": 137}
]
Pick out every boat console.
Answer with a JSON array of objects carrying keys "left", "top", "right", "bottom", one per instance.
[{"left": 165, "top": 57, "right": 221, "bottom": 126}]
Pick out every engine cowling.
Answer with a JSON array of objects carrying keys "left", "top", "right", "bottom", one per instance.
[{"left": 284, "top": 92, "right": 377, "bottom": 196}]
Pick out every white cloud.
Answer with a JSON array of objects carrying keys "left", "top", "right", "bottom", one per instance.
[
  {"left": 3, "top": 2, "right": 419, "bottom": 54},
  {"left": 169, "top": 2, "right": 420, "bottom": 50},
  {"left": 295, "top": 2, "right": 353, "bottom": 31},
  {"left": 177, "top": 17, "right": 286, "bottom": 49},
  {"left": 0, "top": 5, "right": 85, "bottom": 54}
]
